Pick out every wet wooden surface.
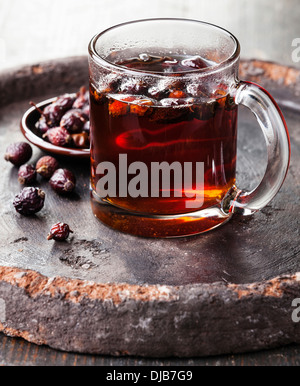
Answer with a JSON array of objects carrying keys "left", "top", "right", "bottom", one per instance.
[{"left": 0, "top": 57, "right": 299, "bottom": 362}]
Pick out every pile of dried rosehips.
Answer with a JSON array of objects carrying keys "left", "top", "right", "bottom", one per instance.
[
  {"left": 5, "top": 141, "right": 75, "bottom": 241},
  {"left": 32, "top": 86, "right": 90, "bottom": 149}
]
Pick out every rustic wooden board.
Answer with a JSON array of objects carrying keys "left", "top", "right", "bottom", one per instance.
[{"left": 0, "top": 57, "right": 299, "bottom": 357}]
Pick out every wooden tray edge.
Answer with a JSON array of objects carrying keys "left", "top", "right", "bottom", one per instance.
[{"left": 0, "top": 265, "right": 299, "bottom": 357}]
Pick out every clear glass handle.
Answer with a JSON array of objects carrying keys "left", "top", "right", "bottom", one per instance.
[{"left": 223, "top": 81, "right": 291, "bottom": 215}]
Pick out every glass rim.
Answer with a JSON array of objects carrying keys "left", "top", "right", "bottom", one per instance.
[{"left": 88, "top": 18, "right": 241, "bottom": 77}]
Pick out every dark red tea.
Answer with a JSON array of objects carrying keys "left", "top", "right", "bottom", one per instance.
[{"left": 89, "top": 52, "right": 238, "bottom": 233}]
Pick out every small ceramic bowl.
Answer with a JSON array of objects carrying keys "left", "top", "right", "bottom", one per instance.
[{"left": 20, "top": 97, "right": 90, "bottom": 158}]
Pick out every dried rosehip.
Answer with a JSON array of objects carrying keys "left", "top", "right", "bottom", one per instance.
[
  {"left": 130, "top": 98, "right": 154, "bottom": 116},
  {"left": 82, "top": 120, "right": 90, "bottom": 134},
  {"left": 192, "top": 101, "right": 217, "bottom": 121},
  {"left": 73, "top": 87, "right": 89, "bottom": 109},
  {"left": 147, "top": 84, "right": 171, "bottom": 100},
  {"left": 169, "top": 90, "right": 187, "bottom": 99},
  {"left": 186, "top": 83, "right": 208, "bottom": 98},
  {"left": 91, "top": 88, "right": 105, "bottom": 105},
  {"left": 71, "top": 132, "right": 89, "bottom": 148},
  {"left": 149, "top": 100, "right": 190, "bottom": 123},
  {"left": 60, "top": 109, "right": 87, "bottom": 133},
  {"left": 180, "top": 56, "right": 208, "bottom": 69},
  {"left": 119, "top": 79, "right": 148, "bottom": 95},
  {"left": 225, "top": 94, "right": 236, "bottom": 111},
  {"left": 82, "top": 103, "right": 90, "bottom": 118},
  {"left": 18, "top": 164, "right": 36, "bottom": 184},
  {"left": 4, "top": 142, "right": 32, "bottom": 166},
  {"left": 50, "top": 168, "right": 76, "bottom": 194},
  {"left": 160, "top": 98, "right": 187, "bottom": 107},
  {"left": 108, "top": 99, "right": 129, "bottom": 117},
  {"left": 55, "top": 93, "right": 76, "bottom": 110},
  {"left": 47, "top": 222, "right": 73, "bottom": 241},
  {"left": 43, "top": 127, "right": 72, "bottom": 147},
  {"left": 117, "top": 54, "right": 173, "bottom": 70},
  {"left": 13, "top": 187, "right": 45, "bottom": 215},
  {"left": 36, "top": 156, "right": 59, "bottom": 179},
  {"left": 42, "top": 94, "right": 76, "bottom": 127},
  {"left": 42, "top": 102, "right": 65, "bottom": 128}
]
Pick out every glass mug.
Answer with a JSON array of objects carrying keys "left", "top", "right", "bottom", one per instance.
[{"left": 88, "top": 19, "right": 290, "bottom": 238}]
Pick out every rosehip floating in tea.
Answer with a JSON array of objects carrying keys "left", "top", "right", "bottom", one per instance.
[{"left": 43, "top": 127, "right": 72, "bottom": 147}]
